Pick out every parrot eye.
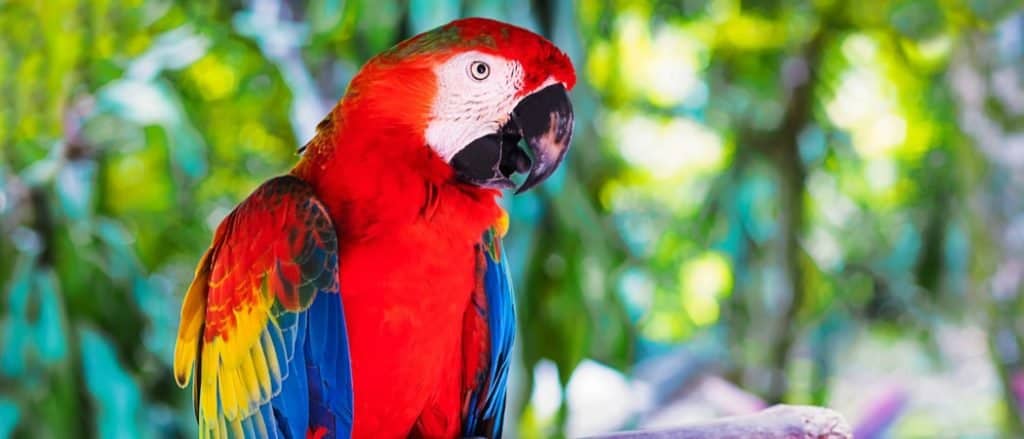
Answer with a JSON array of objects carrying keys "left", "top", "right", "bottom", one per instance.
[{"left": 468, "top": 61, "right": 490, "bottom": 80}]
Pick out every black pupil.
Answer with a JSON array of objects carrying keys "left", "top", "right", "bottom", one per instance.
[{"left": 475, "top": 63, "right": 487, "bottom": 76}]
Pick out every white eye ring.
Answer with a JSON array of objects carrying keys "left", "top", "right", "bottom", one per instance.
[{"left": 468, "top": 61, "right": 490, "bottom": 80}]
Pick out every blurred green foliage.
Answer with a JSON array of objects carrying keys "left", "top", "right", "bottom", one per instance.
[{"left": 1, "top": 0, "right": 1023, "bottom": 438}]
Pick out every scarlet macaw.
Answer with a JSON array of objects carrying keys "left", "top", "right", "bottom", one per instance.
[{"left": 172, "top": 18, "right": 575, "bottom": 439}]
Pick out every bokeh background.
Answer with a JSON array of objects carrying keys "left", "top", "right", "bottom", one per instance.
[{"left": 2, "top": 0, "right": 1024, "bottom": 437}]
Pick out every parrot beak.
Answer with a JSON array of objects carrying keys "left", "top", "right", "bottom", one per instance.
[{"left": 451, "top": 83, "right": 574, "bottom": 193}]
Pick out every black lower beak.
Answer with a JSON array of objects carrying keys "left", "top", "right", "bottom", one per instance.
[{"left": 451, "top": 84, "right": 574, "bottom": 193}]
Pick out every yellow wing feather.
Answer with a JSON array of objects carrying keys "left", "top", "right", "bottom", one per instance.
[{"left": 174, "top": 248, "right": 213, "bottom": 388}]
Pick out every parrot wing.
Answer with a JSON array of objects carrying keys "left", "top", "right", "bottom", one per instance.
[
  {"left": 462, "top": 229, "right": 517, "bottom": 438},
  {"left": 173, "top": 175, "right": 353, "bottom": 439}
]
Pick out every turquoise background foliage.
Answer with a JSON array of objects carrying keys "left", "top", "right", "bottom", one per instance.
[{"left": 2, "top": 0, "right": 1023, "bottom": 437}]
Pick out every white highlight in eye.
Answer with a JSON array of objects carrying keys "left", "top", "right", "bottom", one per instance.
[{"left": 425, "top": 51, "right": 524, "bottom": 162}]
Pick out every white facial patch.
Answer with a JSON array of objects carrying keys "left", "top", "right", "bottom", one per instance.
[{"left": 425, "top": 51, "right": 525, "bottom": 162}]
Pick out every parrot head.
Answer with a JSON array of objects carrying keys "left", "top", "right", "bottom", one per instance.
[{"left": 339, "top": 17, "right": 577, "bottom": 194}]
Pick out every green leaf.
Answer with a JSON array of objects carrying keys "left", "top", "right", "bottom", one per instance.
[
  {"left": 0, "top": 398, "right": 19, "bottom": 439},
  {"left": 889, "top": 0, "right": 945, "bottom": 41},
  {"left": 133, "top": 275, "right": 177, "bottom": 363},
  {"left": 79, "top": 327, "right": 142, "bottom": 439},
  {"left": 355, "top": 0, "right": 402, "bottom": 53},
  {"left": 0, "top": 259, "right": 33, "bottom": 378},
  {"left": 33, "top": 268, "right": 67, "bottom": 364},
  {"left": 408, "top": 0, "right": 461, "bottom": 34},
  {"left": 96, "top": 218, "right": 142, "bottom": 281},
  {"left": 309, "top": 0, "right": 346, "bottom": 34},
  {"left": 55, "top": 160, "right": 96, "bottom": 222},
  {"left": 967, "top": 0, "right": 1020, "bottom": 22}
]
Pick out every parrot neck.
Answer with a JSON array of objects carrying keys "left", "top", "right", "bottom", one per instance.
[{"left": 292, "top": 106, "right": 503, "bottom": 243}]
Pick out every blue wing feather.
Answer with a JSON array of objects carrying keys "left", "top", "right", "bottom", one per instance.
[
  {"left": 305, "top": 286, "right": 354, "bottom": 437},
  {"left": 270, "top": 309, "right": 308, "bottom": 439},
  {"left": 269, "top": 258, "right": 352, "bottom": 439},
  {"left": 463, "top": 229, "right": 517, "bottom": 438}
]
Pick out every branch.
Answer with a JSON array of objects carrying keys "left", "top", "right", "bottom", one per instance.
[{"left": 583, "top": 405, "right": 852, "bottom": 439}]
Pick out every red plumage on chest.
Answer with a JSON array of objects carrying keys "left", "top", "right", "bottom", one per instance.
[
  {"left": 339, "top": 220, "right": 478, "bottom": 438},
  {"left": 293, "top": 109, "right": 502, "bottom": 437}
]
